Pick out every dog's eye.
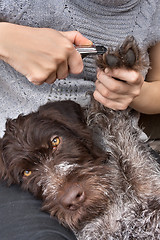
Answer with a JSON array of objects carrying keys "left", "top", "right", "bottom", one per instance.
[
  {"left": 23, "top": 170, "right": 32, "bottom": 177},
  {"left": 51, "top": 136, "right": 60, "bottom": 148}
]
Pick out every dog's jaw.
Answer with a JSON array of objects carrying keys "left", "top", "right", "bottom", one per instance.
[{"left": 39, "top": 161, "right": 112, "bottom": 230}]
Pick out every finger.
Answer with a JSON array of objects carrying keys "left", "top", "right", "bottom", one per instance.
[
  {"left": 45, "top": 72, "right": 57, "bottom": 84},
  {"left": 68, "top": 50, "right": 84, "bottom": 74},
  {"left": 29, "top": 80, "right": 43, "bottom": 85},
  {"left": 61, "top": 31, "right": 93, "bottom": 46},
  {"left": 96, "top": 78, "right": 141, "bottom": 103},
  {"left": 93, "top": 90, "right": 118, "bottom": 110},
  {"left": 61, "top": 31, "right": 92, "bottom": 75},
  {"left": 96, "top": 80, "right": 130, "bottom": 102},
  {"left": 96, "top": 80, "right": 119, "bottom": 100},
  {"left": 105, "top": 67, "right": 141, "bottom": 85},
  {"left": 27, "top": 70, "right": 48, "bottom": 85},
  {"left": 97, "top": 70, "right": 130, "bottom": 94},
  {"left": 93, "top": 90, "right": 130, "bottom": 110},
  {"left": 56, "top": 60, "right": 69, "bottom": 79}
]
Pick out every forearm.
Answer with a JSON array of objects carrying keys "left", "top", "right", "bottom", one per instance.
[
  {"left": 0, "top": 22, "right": 9, "bottom": 61},
  {"left": 131, "top": 41, "right": 160, "bottom": 114},
  {"left": 130, "top": 80, "right": 160, "bottom": 114}
]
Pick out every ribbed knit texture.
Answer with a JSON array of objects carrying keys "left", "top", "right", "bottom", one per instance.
[{"left": 0, "top": 0, "right": 160, "bottom": 136}]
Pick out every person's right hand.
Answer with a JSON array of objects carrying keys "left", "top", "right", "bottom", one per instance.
[{"left": 0, "top": 23, "right": 92, "bottom": 85}]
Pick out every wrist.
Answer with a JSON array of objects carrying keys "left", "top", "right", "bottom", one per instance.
[
  {"left": 130, "top": 81, "right": 148, "bottom": 111},
  {"left": 130, "top": 81, "right": 160, "bottom": 114}
]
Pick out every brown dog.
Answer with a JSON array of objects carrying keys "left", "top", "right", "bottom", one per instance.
[{"left": 0, "top": 37, "right": 160, "bottom": 239}]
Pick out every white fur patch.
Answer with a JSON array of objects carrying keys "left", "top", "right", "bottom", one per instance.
[
  {"left": 38, "top": 161, "right": 79, "bottom": 198},
  {"left": 55, "top": 161, "right": 79, "bottom": 176}
]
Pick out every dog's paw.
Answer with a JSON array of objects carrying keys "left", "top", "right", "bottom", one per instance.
[{"left": 97, "top": 36, "right": 148, "bottom": 71}]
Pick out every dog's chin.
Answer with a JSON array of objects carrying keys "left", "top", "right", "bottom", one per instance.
[
  {"left": 52, "top": 206, "right": 90, "bottom": 230},
  {"left": 42, "top": 193, "right": 109, "bottom": 231},
  {"left": 46, "top": 206, "right": 101, "bottom": 231}
]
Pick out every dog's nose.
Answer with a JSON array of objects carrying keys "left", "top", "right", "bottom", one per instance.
[{"left": 60, "top": 184, "right": 85, "bottom": 210}]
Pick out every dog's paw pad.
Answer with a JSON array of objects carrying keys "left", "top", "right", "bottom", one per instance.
[
  {"left": 124, "top": 48, "right": 136, "bottom": 67},
  {"left": 105, "top": 54, "right": 121, "bottom": 68},
  {"left": 96, "top": 36, "right": 148, "bottom": 72}
]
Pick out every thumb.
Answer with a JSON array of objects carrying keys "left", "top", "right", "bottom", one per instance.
[{"left": 60, "top": 31, "right": 93, "bottom": 46}]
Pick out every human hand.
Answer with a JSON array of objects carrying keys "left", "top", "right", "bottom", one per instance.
[
  {"left": 94, "top": 67, "right": 144, "bottom": 110},
  {"left": 0, "top": 23, "right": 92, "bottom": 85}
]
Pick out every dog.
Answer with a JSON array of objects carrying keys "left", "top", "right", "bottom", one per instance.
[{"left": 0, "top": 37, "right": 160, "bottom": 239}]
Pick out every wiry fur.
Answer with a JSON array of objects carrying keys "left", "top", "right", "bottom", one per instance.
[
  {"left": 80, "top": 100, "right": 160, "bottom": 239},
  {"left": 0, "top": 36, "right": 160, "bottom": 239}
]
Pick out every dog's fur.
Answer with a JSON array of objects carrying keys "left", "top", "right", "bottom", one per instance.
[{"left": 0, "top": 37, "right": 160, "bottom": 239}]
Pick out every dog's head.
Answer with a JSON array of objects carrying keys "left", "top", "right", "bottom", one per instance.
[
  {"left": 0, "top": 100, "right": 110, "bottom": 230},
  {"left": 0, "top": 100, "right": 96, "bottom": 184}
]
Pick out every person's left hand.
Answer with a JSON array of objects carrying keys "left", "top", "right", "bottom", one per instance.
[{"left": 93, "top": 67, "right": 144, "bottom": 110}]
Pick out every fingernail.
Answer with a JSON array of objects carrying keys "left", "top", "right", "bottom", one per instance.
[
  {"left": 88, "top": 40, "right": 93, "bottom": 45},
  {"left": 104, "top": 68, "right": 110, "bottom": 74}
]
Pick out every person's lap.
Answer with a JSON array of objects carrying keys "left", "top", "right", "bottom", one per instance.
[{"left": 0, "top": 181, "right": 77, "bottom": 240}]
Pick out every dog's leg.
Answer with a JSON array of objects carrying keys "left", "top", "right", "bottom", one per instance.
[{"left": 88, "top": 36, "right": 160, "bottom": 199}]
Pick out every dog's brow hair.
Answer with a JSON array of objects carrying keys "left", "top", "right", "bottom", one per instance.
[{"left": 39, "top": 162, "right": 79, "bottom": 197}]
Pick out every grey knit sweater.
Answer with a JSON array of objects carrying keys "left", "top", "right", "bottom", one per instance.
[{"left": 0, "top": 0, "right": 160, "bottom": 137}]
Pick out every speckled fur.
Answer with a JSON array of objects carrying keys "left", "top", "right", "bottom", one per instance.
[
  {"left": 75, "top": 37, "right": 160, "bottom": 239},
  {"left": 76, "top": 99, "right": 160, "bottom": 239}
]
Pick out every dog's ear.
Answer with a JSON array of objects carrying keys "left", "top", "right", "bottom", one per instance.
[
  {"left": 4, "top": 114, "right": 30, "bottom": 137},
  {"left": 0, "top": 120, "right": 16, "bottom": 183},
  {"left": 38, "top": 100, "right": 86, "bottom": 125},
  {"left": 0, "top": 115, "right": 30, "bottom": 184},
  {"left": 0, "top": 136, "right": 13, "bottom": 184},
  {"left": 38, "top": 100, "right": 93, "bottom": 146},
  {"left": 0, "top": 138, "right": 5, "bottom": 179}
]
